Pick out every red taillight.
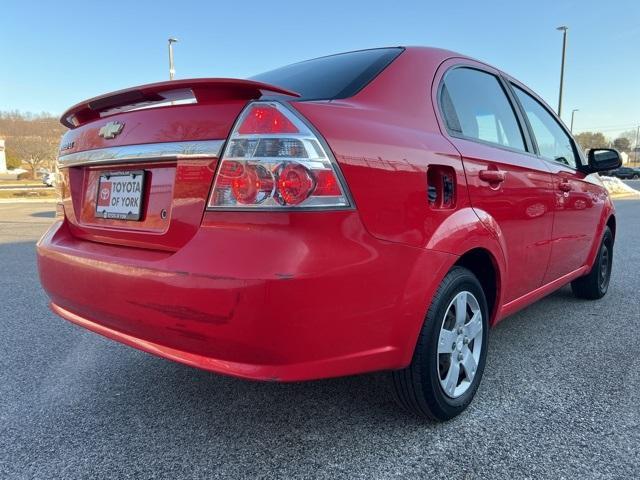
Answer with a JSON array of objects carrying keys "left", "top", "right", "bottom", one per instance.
[
  {"left": 231, "top": 164, "right": 274, "bottom": 205},
  {"left": 313, "top": 170, "right": 342, "bottom": 196},
  {"left": 219, "top": 160, "right": 244, "bottom": 178},
  {"left": 237, "top": 105, "right": 298, "bottom": 134},
  {"left": 208, "top": 102, "right": 350, "bottom": 209},
  {"left": 276, "top": 164, "right": 315, "bottom": 205}
]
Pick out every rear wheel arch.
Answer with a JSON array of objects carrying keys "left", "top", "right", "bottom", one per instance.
[
  {"left": 423, "top": 207, "right": 506, "bottom": 325},
  {"left": 397, "top": 208, "right": 507, "bottom": 366},
  {"left": 454, "top": 248, "right": 501, "bottom": 325}
]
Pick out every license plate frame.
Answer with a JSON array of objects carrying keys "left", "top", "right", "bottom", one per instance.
[{"left": 95, "top": 170, "right": 146, "bottom": 221}]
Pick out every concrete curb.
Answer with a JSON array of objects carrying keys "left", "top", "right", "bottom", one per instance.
[
  {"left": 609, "top": 193, "right": 640, "bottom": 199},
  {"left": 0, "top": 199, "right": 58, "bottom": 204}
]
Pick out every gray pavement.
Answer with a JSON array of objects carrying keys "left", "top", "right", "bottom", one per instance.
[
  {"left": 624, "top": 179, "right": 640, "bottom": 192},
  {"left": 0, "top": 200, "right": 639, "bottom": 479}
]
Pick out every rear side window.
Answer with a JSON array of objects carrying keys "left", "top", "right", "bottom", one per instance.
[
  {"left": 512, "top": 86, "right": 578, "bottom": 168},
  {"left": 440, "top": 67, "right": 525, "bottom": 152},
  {"left": 251, "top": 48, "right": 403, "bottom": 101}
]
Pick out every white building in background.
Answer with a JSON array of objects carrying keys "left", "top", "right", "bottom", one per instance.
[
  {"left": 620, "top": 151, "right": 629, "bottom": 165},
  {"left": 0, "top": 139, "right": 7, "bottom": 173}
]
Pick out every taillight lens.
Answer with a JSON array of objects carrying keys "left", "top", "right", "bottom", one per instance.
[
  {"left": 208, "top": 102, "right": 350, "bottom": 209},
  {"left": 237, "top": 105, "right": 298, "bottom": 135}
]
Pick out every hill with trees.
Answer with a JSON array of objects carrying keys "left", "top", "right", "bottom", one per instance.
[{"left": 0, "top": 111, "right": 66, "bottom": 178}]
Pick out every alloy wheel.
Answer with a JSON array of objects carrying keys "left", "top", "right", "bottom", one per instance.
[{"left": 437, "top": 291, "right": 483, "bottom": 399}]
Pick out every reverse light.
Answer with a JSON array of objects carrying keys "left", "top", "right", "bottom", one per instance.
[{"left": 208, "top": 102, "right": 350, "bottom": 209}]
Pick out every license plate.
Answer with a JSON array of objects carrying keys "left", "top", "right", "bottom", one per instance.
[{"left": 95, "top": 170, "right": 145, "bottom": 220}]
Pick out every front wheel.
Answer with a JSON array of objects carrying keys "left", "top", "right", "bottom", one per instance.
[
  {"left": 571, "top": 226, "right": 613, "bottom": 300},
  {"left": 390, "top": 266, "right": 489, "bottom": 421}
]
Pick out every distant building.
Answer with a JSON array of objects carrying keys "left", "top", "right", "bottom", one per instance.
[
  {"left": 0, "top": 139, "right": 7, "bottom": 173},
  {"left": 621, "top": 151, "right": 629, "bottom": 164}
]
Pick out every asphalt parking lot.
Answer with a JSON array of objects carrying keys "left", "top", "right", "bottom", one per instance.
[
  {"left": 1, "top": 199, "right": 639, "bottom": 479},
  {"left": 625, "top": 179, "right": 640, "bottom": 191}
]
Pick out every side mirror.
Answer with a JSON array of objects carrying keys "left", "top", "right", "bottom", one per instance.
[{"left": 586, "top": 148, "right": 622, "bottom": 173}]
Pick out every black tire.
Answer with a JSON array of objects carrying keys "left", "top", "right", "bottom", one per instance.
[
  {"left": 633, "top": 174, "right": 639, "bottom": 179},
  {"left": 390, "top": 266, "right": 489, "bottom": 421},
  {"left": 571, "top": 226, "right": 613, "bottom": 300}
]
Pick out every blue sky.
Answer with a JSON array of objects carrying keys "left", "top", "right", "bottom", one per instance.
[{"left": 1, "top": 0, "right": 638, "bottom": 138}]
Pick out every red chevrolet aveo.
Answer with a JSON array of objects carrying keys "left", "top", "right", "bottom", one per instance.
[{"left": 38, "top": 47, "right": 621, "bottom": 420}]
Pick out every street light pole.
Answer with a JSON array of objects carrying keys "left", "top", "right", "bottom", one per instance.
[
  {"left": 570, "top": 109, "right": 579, "bottom": 133},
  {"left": 556, "top": 26, "right": 568, "bottom": 119},
  {"left": 168, "top": 38, "right": 178, "bottom": 80}
]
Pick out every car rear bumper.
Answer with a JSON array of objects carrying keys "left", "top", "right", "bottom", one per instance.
[{"left": 37, "top": 213, "right": 455, "bottom": 381}]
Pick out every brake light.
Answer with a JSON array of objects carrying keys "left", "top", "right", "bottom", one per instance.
[
  {"left": 276, "top": 163, "right": 315, "bottom": 205},
  {"left": 208, "top": 102, "right": 350, "bottom": 209},
  {"left": 231, "top": 163, "right": 274, "bottom": 204},
  {"left": 237, "top": 105, "right": 298, "bottom": 134}
]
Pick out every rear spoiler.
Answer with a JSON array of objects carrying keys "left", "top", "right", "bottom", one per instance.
[{"left": 60, "top": 78, "right": 300, "bottom": 128}]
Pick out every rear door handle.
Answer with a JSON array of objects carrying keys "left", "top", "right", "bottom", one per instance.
[
  {"left": 558, "top": 182, "right": 572, "bottom": 192},
  {"left": 479, "top": 169, "right": 506, "bottom": 183}
]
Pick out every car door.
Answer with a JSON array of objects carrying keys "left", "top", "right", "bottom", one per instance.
[
  {"left": 435, "top": 62, "right": 555, "bottom": 303},
  {"left": 509, "top": 82, "right": 604, "bottom": 283}
]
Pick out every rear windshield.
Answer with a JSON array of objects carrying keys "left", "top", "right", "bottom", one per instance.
[{"left": 251, "top": 47, "right": 404, "bottom": 101}]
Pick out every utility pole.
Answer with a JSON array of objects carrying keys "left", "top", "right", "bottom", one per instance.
[
  {"left": 168, "top": 38, "right": 178, "bottom": 80},
  {"left": 570, "top": 109, "right": 579, "bottom": 133},
  {"left": 556, "top": 26, "right": 568, "bottom": 118}
]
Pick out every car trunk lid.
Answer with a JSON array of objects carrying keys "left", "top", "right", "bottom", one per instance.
[{"left": 57, "top": 79, "right": 299, "bottom": 251}]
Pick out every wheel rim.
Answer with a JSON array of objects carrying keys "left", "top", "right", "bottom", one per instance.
[
  {"left": 599, "top": 243, "right": 611, "bottom": 291},
  {"left": 437, "top": 291, "right": 483, "bottom": 399}
]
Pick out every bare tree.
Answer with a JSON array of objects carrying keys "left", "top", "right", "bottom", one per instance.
[
  {"left": 0, "top": 111, "right": 66, "bottom": 177},
  {"left": 574, "top": 131, "right": 609, "bottom": 151},
  {"left": 618, "top": 129, "right": 638, "bottom": 150},
  {"left": 8, "top": 136, "right": 58, "bottom": 179},
  {"left": 613, "top": 137, "right": 631, "bottom": 153},
  {"left": 0, "top": 111, "right": 65, "bottom": 138}
]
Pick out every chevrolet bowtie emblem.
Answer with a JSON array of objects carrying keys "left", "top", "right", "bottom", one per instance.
[{"left": 98, "top": 121, "right": 125, "bottom": 139}]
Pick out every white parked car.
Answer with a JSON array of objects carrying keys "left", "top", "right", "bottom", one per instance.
[{"left": 42, "top": 172, "right": 56, "bottom": 187}]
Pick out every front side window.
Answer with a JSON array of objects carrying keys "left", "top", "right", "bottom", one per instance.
[
  {"left": 513, "top": 86, "right": 578, "bottom": 168},
  {"left": 440, "top": 67, "right": 525, "bottom": 151}
]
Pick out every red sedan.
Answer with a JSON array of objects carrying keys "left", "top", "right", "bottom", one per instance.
[{"left": 37, "top": 47, "right": 621, "bottom": 420}]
